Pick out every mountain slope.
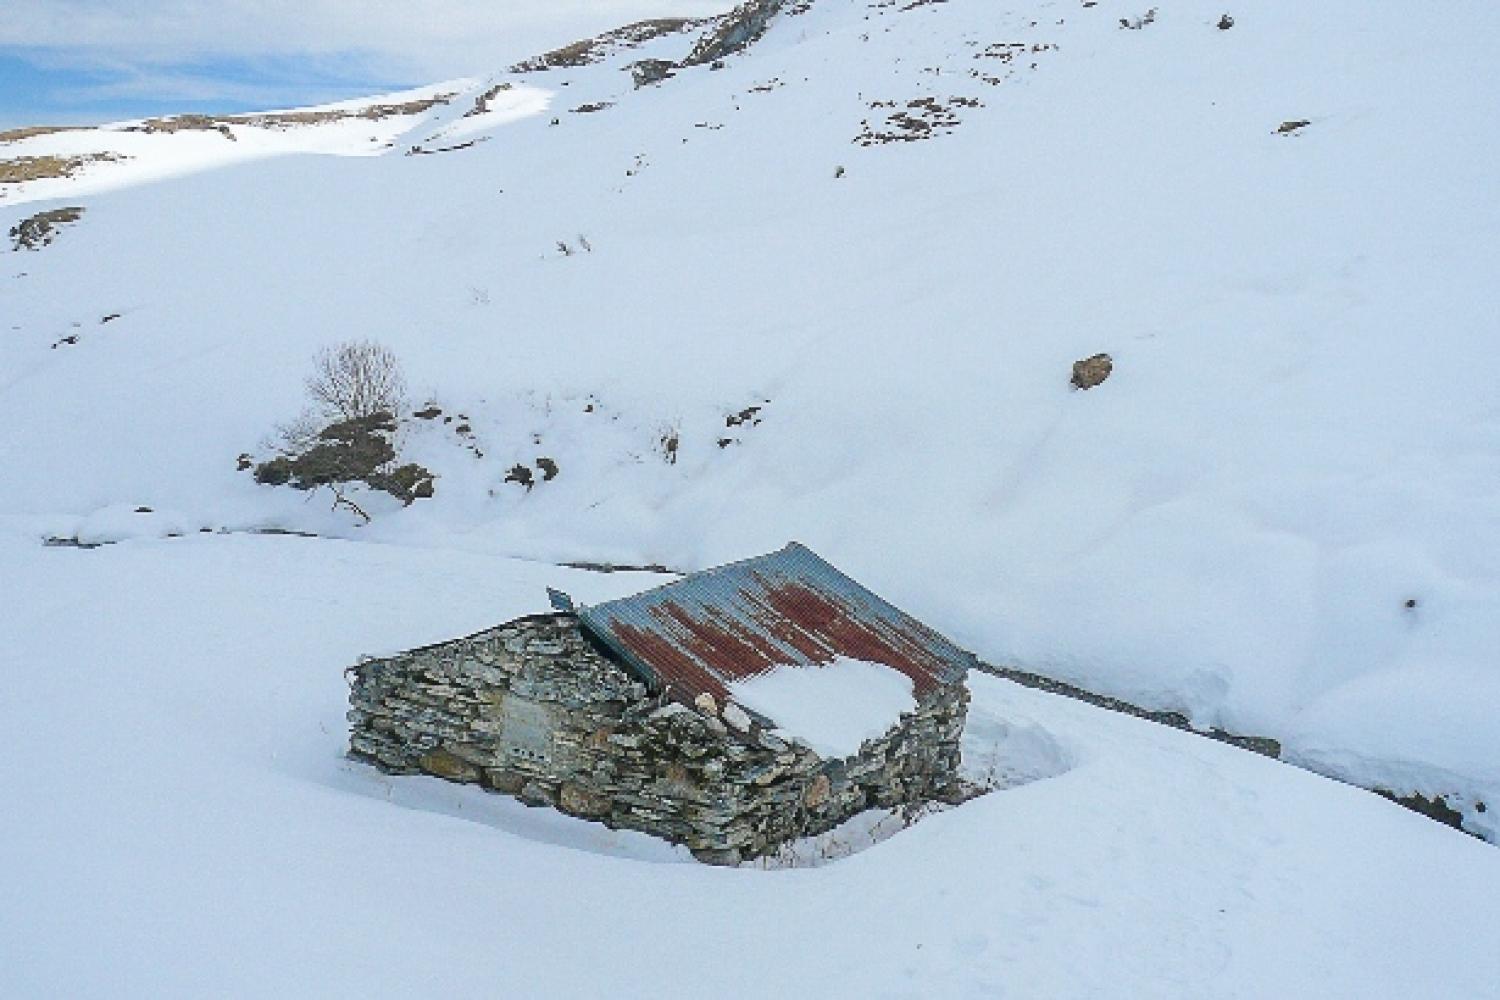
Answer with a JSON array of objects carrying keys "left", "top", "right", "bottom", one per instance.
[{"left": 3, "top": 0, "right": 1498, "bottom": 834}]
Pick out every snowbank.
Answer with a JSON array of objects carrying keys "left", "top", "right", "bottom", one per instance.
[{"left": 3, "top": 533, "right": 1498, "bottom": 997}]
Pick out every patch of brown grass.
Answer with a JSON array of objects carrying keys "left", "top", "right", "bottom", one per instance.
[
  {"left": 240, "top": 94, "right": 455, "bottom": 129},
  {"left": 130, "top": 114, "right": 225, "bottom": 134},
  {"left": 0, "top": 153, "right": 124, "bottom": 185},
  {"left": 0, "top": 124, "right": 87, "bottom": 145},
  {"left": 124, "top": 94, "right": 456, "bottom": 138}
]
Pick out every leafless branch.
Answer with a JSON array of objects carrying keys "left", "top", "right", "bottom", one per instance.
[
  {"left": 306, "top": 340, "right": 407, "bottom": 421},
  {"left": 328, "top": 483, "right": 372, "bottom": 524}
]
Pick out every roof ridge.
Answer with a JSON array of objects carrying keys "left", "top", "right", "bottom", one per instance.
[{"left": 578, "top": 540, "right": 816, "bottom": 610}]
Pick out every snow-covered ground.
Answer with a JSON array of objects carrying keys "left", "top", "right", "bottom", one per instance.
[
  {"left": 3, "top": 532, "right": 1498, "bottom": 998},
  {"left": 4, "top": 0, "right": 1500, "bottom": 991}
]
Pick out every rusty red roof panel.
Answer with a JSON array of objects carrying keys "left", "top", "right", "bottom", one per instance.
[{"left": 576, "top": 542, "right": 973, "bottom": 707}]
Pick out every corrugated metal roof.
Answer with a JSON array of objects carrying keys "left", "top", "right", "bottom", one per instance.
[{"left": 576, "top": 542, "right": 973, "bottom": 709}]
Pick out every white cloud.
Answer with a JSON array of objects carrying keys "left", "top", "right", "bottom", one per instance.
[{"left": 2, "top": 0, "right": 736, "bottom": 81}]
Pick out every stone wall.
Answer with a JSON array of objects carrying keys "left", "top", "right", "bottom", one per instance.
[{"left": 347, "top": 614, "right": 969, "bottom": 863}]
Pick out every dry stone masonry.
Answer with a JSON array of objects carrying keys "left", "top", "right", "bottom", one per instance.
[{"left": 348, "top": 613, "right": 968, "bottom": 864}]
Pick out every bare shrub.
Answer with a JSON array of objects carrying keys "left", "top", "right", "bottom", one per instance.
[
  {"left": 306, "top": 340, "right": 407, "bottom": 422},
  {"left": 247, "top": 344, "right": 432, "bottom": 520},
  {"left": 271, "top": 408, "right": 322, "bottom": 454}
]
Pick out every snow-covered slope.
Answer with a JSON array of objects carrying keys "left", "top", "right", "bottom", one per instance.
[
  {"left": 4, "top": 531, "right": 1498, "bottom": 997},
  {"left": 3, "top": 1, "right": 1500, "bottom": 978},
  {"left": 6, "top": 0, "right": 1498, "bottom": 830},
  {"left": 0, "top": 80, "right": 482, "bottom": 201}
]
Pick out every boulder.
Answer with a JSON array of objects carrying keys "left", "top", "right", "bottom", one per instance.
[{"left": 1071, "top": 353, "right": 1114, "bottom": 390}]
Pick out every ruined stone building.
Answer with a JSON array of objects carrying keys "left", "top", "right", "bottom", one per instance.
[{"left": 347, "top": 542, "right": 973, "bottom": 863}]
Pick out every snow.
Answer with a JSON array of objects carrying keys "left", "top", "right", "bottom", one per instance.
[
  {"left": 3, "top": 532, "right": 1500, "bottom": 997},
  {"left": 0, "top": 81, "right": 475, "bottom": 206},
  {"left": 728, "top": 656, "right": 917, "bottom": 758},
  {"left": 3, "top": 0, "right": 1500, "bottom": 988}
]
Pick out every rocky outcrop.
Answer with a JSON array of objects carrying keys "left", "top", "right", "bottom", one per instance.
[
  {"left": 511, "top": 18, "right": 708, "bottom": 72},
  {"left": 685, "top": 0, "right": 796, "bottom": 67},
  {"left": 9, "top": 206, "right": 84, "bottom": 251},
  {"left": 252, "top": 412, "right": 435, "bottom": 507},
  {"left": 630, "top": 59, "right": 677, "bottom": 89},
  {"left": 348, "top": 613, "right": 968, "bottom": 864}
]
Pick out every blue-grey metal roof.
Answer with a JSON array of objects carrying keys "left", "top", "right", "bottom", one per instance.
[{"left": 576, "top": 542, "right": 973, "bottom": 706}]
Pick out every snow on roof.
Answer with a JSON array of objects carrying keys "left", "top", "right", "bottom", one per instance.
[{"left": 727, "top": 656, "right": 917, "bottom": 758}]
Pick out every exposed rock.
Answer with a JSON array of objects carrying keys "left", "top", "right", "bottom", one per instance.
[
  {"left": 631, "top": 59, "right": 678, "bottom": 88},
  {"left": 519, "top": 780, "right": 559, "bottom": 808},
  {"left": 374, "top": 463, "right": 437, "bottom": 504},
  {"left": 511, "top": 18, "right": 706, "bottom": 72},
  {"left": 465, "top": 83, "right": 513, "bottom": 118},
  {"left": 855, "top": 95, "right": 983, "bottom": 147},
  {"left": 252, "top": 412, "right": 435, "bottom": 505},
  {"left": 803, "top": 773, "right": 831, "bottom": 808},
  {"left": 1217, "top": 13, "right": 1235, "bottom": 30},
  {"left": 420, "top": 748, "right": 480, "bottom": 782},
  {"left": 1071, "top": 353, "right": 1113, "bottom": 390},
  {"left": 725, "top": 404, "right": 763, "bottom": 428},
  {"left": 723, "top": 702, "right": 752, "bottom": 732},
  {"left": 9, "top": 206, "right": 85, "bottom": 251},
  {"left": 1277, "top": 119, "right": 1312, "bottom": 135},
  {"left": 560, "top": 782, "right": 612, "bottom": 817},
  {"left": 685, "top": 0, "right": 791, "bottom": 66},
  {"left": 504, "top": 464, "right": 535, "bottom": 490},
  {"left": 1374, "top": 789, "right": 1471, "bottom": 834},
  {"left": 485, "top": 769, "right": 527, "bottom": 794}
]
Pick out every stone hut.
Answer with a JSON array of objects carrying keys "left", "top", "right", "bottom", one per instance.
[{"left": 347, "top": 542, "right": 973, "bottom": 864}]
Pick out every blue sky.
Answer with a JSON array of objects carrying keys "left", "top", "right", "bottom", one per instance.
[
  {"left": 0, "top": 1, "right": 731, "bottom": 131},
  {"left": 0, "top": 51, "right": 410, "bottom": 131}
]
